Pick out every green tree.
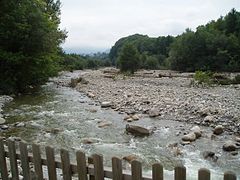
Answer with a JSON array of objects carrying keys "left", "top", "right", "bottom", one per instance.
[
  {"left": 118, "top": 44, "right": 140, "bottom": 73},
  {"left": 0, "top": 0, "right": 67, "bottom": 94}
]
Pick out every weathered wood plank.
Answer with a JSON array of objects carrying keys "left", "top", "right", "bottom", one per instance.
[
  {"left": 45, "top": 146, "right": 57, "bottom": 180},
  {"left": 152, "top": 163, "right": 163, "bottom": 180},
  {"left": 76, "top": 151, "right": 87, "bottom": 180},
  {"left": 19, "top": 142, "right": 30, "bottom": 179},
  {"left": 198, "top": 168, "right": 210, "bottom": 180},
  {"left": 0, "top": 138, "right": 8, "bottom": 180},
  {"left": 32, "top": 144, "right": 43, "bottom": 180},
  {"left": 8, "top": 140, "right": 19, "bottom": 180},
  {"left": 112, "top": 157, "right": 123, "bottom": 180},
  {"left": 131, "top": 160, "right": 142, "bottom": 180},
  {"left": 60, "top": 149, "right": 72, "bottom": 180},
  {"left": 224, "top": 171, "right": 236, "bottom": 180},
  {"left": 93, "top": 154, "right": 104, "bottom": 180},
  {"left": 174, "top": 166, "right": 186, "bottom": 180}
]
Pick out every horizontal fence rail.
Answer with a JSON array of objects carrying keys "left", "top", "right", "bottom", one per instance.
[{"left": 0, "top": 139, "right": 237, "bottom": 180}]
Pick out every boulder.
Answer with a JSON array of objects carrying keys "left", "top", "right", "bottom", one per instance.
[
  {"left": 123, "top": 154, "right": 137, "bottom": 163},
  {"left": 0, "top": 117, "right": 6, "bottom": 125},
  {"left": 70, "top": 77, "right": 88, "bottom": 88},
  {"left": 213, "top": 125, "right": 224, "bottom": 135},
  {"left": 98, "top": 120, "right": 112, "bottom": 128},
  {"left": 182, "top": 132, "right": 196, "bottom": 142},
  {"left": 148, "top": 108, "right": 159, "bottom": 117},
  {"left": 126, "top": 124, "right": 150, "bottom": 137},
  {"left": 223, "top": 141, "right": 237, "bottom": 152},
  {"left": 191, "top": 126, "right": 202, "bottom": 138},
  {"left": 101, "top": 101, "right": 112, "bottom": 108}
]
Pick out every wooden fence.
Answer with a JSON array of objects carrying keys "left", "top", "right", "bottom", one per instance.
[{"left": 0, "top": 139, "right": 237, "bottom": 180}]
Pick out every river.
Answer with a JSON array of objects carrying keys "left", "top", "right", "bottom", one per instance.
[{"left": 1, "top": 71, "right": 240, "bottom": 179}]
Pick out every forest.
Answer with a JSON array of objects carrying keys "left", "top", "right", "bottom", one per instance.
[{"left": 110, "top": 9, "right": 240, "bottom": 73}]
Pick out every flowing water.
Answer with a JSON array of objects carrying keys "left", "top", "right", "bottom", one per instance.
[{"left": 1, "top": 71, "right": 240, "bottom": 179}]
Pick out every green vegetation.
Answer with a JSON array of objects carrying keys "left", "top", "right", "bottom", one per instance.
[
  {"left": 0, "top": 0, "right": 66, "bottom": 94},
  {"left": 110, "top": 9, "right": 240, "bottom": 73},
  {"left": 193, "top": 71, "right": 240, "bottom": 86},
  {"left": 110, "top": 34, "right": 174, "bottom": 70},
  {"left": 117, "top": 44, "right": 140, "bottom": 73},
  {"left": 61, "top": 53, "right": 111, "bottom": 71},
  {"left": 168, "top": 9, "right": 240, "bottom": 72}
]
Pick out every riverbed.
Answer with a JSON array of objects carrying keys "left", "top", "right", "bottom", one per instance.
[{"left": 1, "top": 70, "right": 240, "bottom": 179}]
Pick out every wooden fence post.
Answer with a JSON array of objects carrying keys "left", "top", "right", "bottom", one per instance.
[
  {"left": 174, "top": 166, "right": 186, "bottom": 180},
  {"left": 8, "top": 140, "right": 19, "bottom": 180},
  {"left": 0, "top": 138, "right": 8, "bottom": 179},
  {"left": 60, "top": 149, "right": 72, "bottom": 180},
  {"left": 19, "top": 142, "right": 30, "bottom": 180},
  {"left": 45, "top": 146, "right": 57, "bottom": 180},
  {"left": 198, "top": 168, "right": 210, "bottom": 180},
  {"left": 131, "top": 160, "right": 142, "bottom": 180},
  {"left": 76, "top": 151, "right": 87, "bottom": 180},
  {"left": 93, "top": 154, "right": 104, "bottom": 180},
  {"left": 112, "top": 157, "right": 123, "bottom": 180},
  {"left": 32, "top": 144, "right": 43, "bottom": 180},
  {"left": 152, "top": 163, "right": 163, "bottom": 180},
  {"left": 224, "top": 171, "right": 236, "bottom": 180}
]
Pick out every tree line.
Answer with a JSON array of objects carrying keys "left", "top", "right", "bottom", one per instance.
[{"left": 110, "top": 9, "right": 240, "bottom": 73}]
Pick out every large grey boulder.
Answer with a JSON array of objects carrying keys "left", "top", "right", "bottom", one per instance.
[{"left": 126, "top": 124, "right": 150, "bottom": 137}]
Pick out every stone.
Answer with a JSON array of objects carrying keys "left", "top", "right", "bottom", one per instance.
[
  {"left": 202, "top": 151, "right": 218, "bottom": 162},
  {"left": 126, "top": 124, "right": 151, "bottom": 137},
  {"left": 148, "top": 108, "right": 159, "bottom": 117},
  {"left": 15, "top": 122, "right": 25, "bottom": 127},
  {"left": 231, "top": 151, "right": 238, "bottom": 156},
  {"left": 204, "top": 115, "right": 215, "bottom": 122},
  {"left": 82, "top": 138, "right": 99, "bottom": 144},
  {"left": 235, "top": 136, "right": 240, "bottom": 142},
  {"left": 182, "top": 132, "right": 196, "bottom": 142},
  {"left": 87, "top": 92, "right": 95, "bottom": 98},
  {"left": 88, "top": 109, "right": 97, "bottom": 113},
  {"left": 1, "top": 125, "right": 9, "bottom": 130},
  {"left": 46, "top": 128, "right": 63, "bottom": 134},
  {"left": 191, "top": 126, "right": 202, "bottom": 138},
  {"left": 98, "top": 120, "right": 112, "bottom": 128},
  {"left": 0, "top": 117, "right": 6, "bottom": 125},
  {"left": 213, "top": 125, "right": 224, "bottom": 135},
  {"left": 223, "top": 141, "right": 237, "bottom": 152},
  {"left": 101, "top": 101, "right": 112, "bottom": 108},
  {"left": 123, "top": 155, "right": 137, "bottom": 163},
  {"left": 132, "top": 115, "right": 140, "bottom": 121}
]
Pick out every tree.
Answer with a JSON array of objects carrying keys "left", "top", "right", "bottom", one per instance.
[
  {"left": 118, "top": 44, "right": 140, "bottom": 73},
  {"left": 0, "top": 0, "right": 67, "bottom": 94}
]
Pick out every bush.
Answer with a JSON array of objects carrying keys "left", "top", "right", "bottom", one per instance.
[{"left": 194, "top": 71, "right": 213, "bottom": 85}]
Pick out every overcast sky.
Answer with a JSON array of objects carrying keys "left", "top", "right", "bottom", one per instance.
[{"left": 60, "top": 0, "right": 240, "bottom": 54}]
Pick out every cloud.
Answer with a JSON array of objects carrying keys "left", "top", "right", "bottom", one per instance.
[{"left": 60, "top": 0, "right": 240, "bottom": 53}]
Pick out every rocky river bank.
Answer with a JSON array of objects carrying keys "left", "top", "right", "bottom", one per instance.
[{"left": 74, "top": 68, "right": 240, "bottom": 135}]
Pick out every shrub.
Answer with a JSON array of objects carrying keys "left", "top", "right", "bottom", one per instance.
[{"left": 194, "top": 71, "right": 213, "bottom": 85}]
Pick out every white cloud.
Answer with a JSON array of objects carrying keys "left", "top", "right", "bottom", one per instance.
[{"left": 60, "top": 0, "right": 240, "bottom": 53}]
